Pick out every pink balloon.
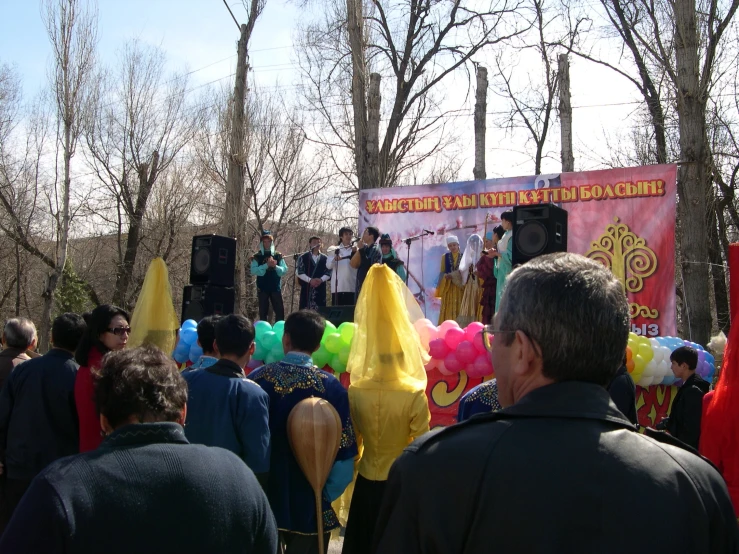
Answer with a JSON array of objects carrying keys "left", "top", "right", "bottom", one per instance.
[
  {"left": 425, "top": 324, "right": 439, "bottom": 343},
  {"left": 414, "top": 318, "right": 434, "bottom": 332},
  {"left": 472, "top": 331, "right": 486, "bottom": 354},
  {"left": 456, "top": 340, "right": 477, "bottom": 364},
  {"left": 467, "top": 354, "right": 493, "bottom": 378},
  {"left": 437, "top": 360, "right": 454, "bottom": 376},
  {"left": 444, "top": 327, "right": 466, "bottom": 350},
  {"left": 444, "top": 352, "right": 464, "bottom": 373},
  {"left": 424, "top": 357, "right": 439, "bottom": 372},
  {"left": 464, "top": 322, "right": 485, "bottom": 343},
  {"left": 429, "top": 338, "right": 450, "bottom": 359},
  {"left": 438, "top": 320, "right": 461, "bottom": 337}
]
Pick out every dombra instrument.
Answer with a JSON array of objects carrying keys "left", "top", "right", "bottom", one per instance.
[{"left": 287, "top": 397, "right": 342, "bottom": 553}]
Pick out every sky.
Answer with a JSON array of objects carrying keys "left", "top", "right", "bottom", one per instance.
[{"left": 0, "top": 0, "right": 647, "bottom": 181}]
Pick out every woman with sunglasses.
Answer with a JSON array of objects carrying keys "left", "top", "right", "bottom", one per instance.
[{"left": 74, "top": 304, "right": 130, "bottom": 452}]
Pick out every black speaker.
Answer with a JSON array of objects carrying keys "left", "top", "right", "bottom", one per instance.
[
  {"left": 318, "top": 305, "right": 355, "bottom": 327},
  {"left": 182, "top": 285, "right": 235, "bottom": 322},
  {"left": 512, "top": 204, "right": 568, "bottom": 265},
  {"left": 189, "top": 234, "right": 236, "bottom": 287}
]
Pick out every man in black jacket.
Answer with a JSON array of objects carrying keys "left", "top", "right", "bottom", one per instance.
[
  {"left": 0, "top": 313, "right": 86, "bottom": 532},
  {"left": 373, "top": 253, "right": 738, "bottom": 554},
  {"left": 657, "top": 346, "right": 710, "bottom": 449}
]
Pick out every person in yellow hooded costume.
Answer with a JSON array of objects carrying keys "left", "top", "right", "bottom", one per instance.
[{"left": 342, "top": 264, "right": 431, "bottom": 554}]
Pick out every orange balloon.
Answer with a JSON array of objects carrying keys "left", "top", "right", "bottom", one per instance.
[
  {"left": 626, "top": 347, "right": 633, "bottom": 362},
  {"left": 626, "top": 359, "right": 635, "bottom": 372}
]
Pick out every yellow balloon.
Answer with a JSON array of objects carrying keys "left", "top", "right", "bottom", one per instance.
[
  {"left": 634, "top": 353, "right": 647, "bottom": 371},
  {"left": 631, "top": 367, "right": 644, "bottom": 384},
  {"left": 628, "top": 332, "right": 639, "bottom": 342},
  {"left": 638, "top": 343, "right": 653, "bottom": 362}
]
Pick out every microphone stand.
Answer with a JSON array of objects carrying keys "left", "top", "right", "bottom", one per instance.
[{"left": 403, "top": 230, "right": 433, "bottom": 287}]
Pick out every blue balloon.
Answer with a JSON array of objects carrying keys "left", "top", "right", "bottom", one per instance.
[
  {"left": 173, "top": 343, "right": 189, "bottom": 364},
  {"left": 180, "top": 328, "right": 198, "bottom": 346},
  {"left": 182, "top": 319, "right": 198, "bottom": 330},
  {"left": 189, "top": 343, "right": 204, "bottom": 363},
  {"left": 705, "top": 353, "right": 715, "bottom": 364}
]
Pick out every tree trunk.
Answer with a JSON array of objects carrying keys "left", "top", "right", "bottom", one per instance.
[
  {"left": 558, "top": 54, "right": 574, "bottom": 173},
  {"left": 347, "top": 0, "right": 369, "bottom": 190},
  {"left": 674, "top": 0, "right": 711, "bottom": 345},
  {"left": 367, "top": 73, "right": 381, "bottom": 188},
  {"left": 709, "top": 203, "right": 730, "bottom": 333},
  {"left": 15, "top": 243, "right": 21, "bottom": 316},
  {"left": 473, "top": 65, "right": 488, "bottom": 181}
]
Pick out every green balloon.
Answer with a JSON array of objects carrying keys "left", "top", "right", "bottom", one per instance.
[
  {"left": 270, "top": 343, "right": 284, "bottom": 361},
  {"left": 325, "top": 333, "right": 343, "bottom": 354},
  {"left": 338, "top": 346, "right": 350, "bottom": 365},
  {"left": 261, "top": 331, "right": 277, "bottom": 350},
  {"left": 323, "top": 320, "right": 337, "bottom": 339},
  {"left": 339, "top": 322, "right": 356, "bottom": 344},
  {"left": 331, "top": 353, "right": 346, "bottom": 374},
  {"left": 255, "top": 321, "right": 272, "bottom": 338},
  {"left": 273, "top": 320, "right": 285, "bottom": 335},
  {"left": 313, "top": 347, "right": 330, "bottom": 368},
  {"left": 253, "top": 343, "right": 267, "bottom": 361},
  {"left": 265, "top": 352, "right": 280, "bottom": 364}
]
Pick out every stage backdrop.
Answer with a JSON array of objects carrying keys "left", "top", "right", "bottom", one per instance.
[{"left": 359, "top": 164, "right": 678, "bottom": 426}]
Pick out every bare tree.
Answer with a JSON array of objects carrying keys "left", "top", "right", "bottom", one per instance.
[
  {"left": 39, "top": 0, "right": 98, "bottom": 348},
  {"left": 298, "top": 0, "right": 527, "bottom": 192},
  {"left": 83, "top": 40, "right": 198, "bottom": 310}
]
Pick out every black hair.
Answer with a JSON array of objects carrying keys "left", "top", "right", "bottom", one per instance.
[
  {"left": 215, "top": 314, "right": 255, "bottom": 357},
  {"left": 308, "top": 235, "right": 321, "bottom": 243},
  {"left": 338, "top": 227, "right": 353, "bottom": 245},
  {"left": 493, "top": 225, "right": 505, "bottom": 240},
  {"left": 94, "top": 345, "right": 187, "bottom": 429},
  {"left": 197, "top": 315, "right": 221, "bottom": 355},
  {"left": 500, "top": 211, "right": 514, "bottom": 223},
  {"left": 366, "top": 227, "right": 380, "bottom": 241},
  {"left": 52, "top": 313, "right": 87, "bottom": 352},
  {"left": 285, "top": 310, "right": 325, "bottom": 353},
  {"left": 670, "top": 346, "right": 698, "bottom": 371},
  {"left": 75, "top": 305, "right": 130, "bottom": 366}
]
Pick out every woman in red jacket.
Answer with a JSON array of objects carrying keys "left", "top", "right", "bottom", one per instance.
[{"left": 74, "top": 305, "right": 130, "bottom": 452}]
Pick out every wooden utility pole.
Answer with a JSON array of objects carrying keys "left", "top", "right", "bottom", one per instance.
[
  {"left": 473, "top": 65, "right": 488, "bottom": 181},
  {"left": 223, "top": 23, "right": 249, "bottom": 239},
  {"left": 558, "top": 54, "right": 574, "bottom": 173}
]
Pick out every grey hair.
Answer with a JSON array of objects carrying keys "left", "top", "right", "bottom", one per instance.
[
  {"left": 497, "top": 253, "right": 629, "bottom": 387},
  {"left": 3, "top": 318, "right": 38, "bottom": 350}
]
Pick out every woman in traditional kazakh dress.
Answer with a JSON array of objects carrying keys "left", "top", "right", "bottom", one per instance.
[
  {"left": 342, "top": 265, "right": 430, "bottom": 554},
  {"left": 435, "top": 235, "right": 464, "bottom": 324},
  {"left": 476, "top": 227, "right": 504, "bottom": 325},
  {"left": 456, "top": 234, "right": 484, "bottom": 327}
]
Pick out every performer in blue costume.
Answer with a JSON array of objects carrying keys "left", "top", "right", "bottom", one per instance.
[
  {"left": 249, "top": 310, "right": 357, "bottom": 554},
  {"left": 457, "top": 379, "right": 501, "bottom": 422}
]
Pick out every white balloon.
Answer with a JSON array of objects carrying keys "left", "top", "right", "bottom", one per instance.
[
  {"left": 638, "top": 375, "right": 653, "bottom": 387},
  {"left": 643, "top": 360, "right": 657, "bottom": 376},
  {"left": 649, "top": 337, "right": 660, "bottom": 348},
  {"left": 652, "top": 349, "right": 664, "bottom": 364}
]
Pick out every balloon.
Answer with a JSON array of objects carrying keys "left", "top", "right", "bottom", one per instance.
[
  {"left": 273, "top": 321, "right": 285, "bottom": 341},
  {"left": 643, "top": 359, "right": 657, "bottom": 377},
  {"left": 437, "top": 360, "right": 453, "bottom": 376},
  {"left": 270, "top": 343, "right": 284, "bottom": 360},
  {"left": 466, "top": 354, "right": 493, "bottom": 378},
  {"left": 444, "top": 352, "right": 464, "bottom": 373},
  {"left": 424, "top": 357, "right": 439, "bottom": 372},
  {"left": 438, "top": 320, "right": 460, "bottom": 337},
  {"left": 180, "top": 328, "right": 197, "bottom": 346},
  {"left": 331, "top": 354, "right": 347, "bottom": 374},
  {"left": 253, "top": 342, "right": 267, "bottom": 361},
  {"left": 472, "top": 330, "right": 486, "bottom": 354},
  {"left": 456, "top": 341, "right": 477, "bottom": 365},
  {"left": 173, "top": 343, "right": 189, "bottom": 364},
  {"left": 414, "top": 323, "right": 433, "bottom": 351},
  {"left": 625, "top": 346, "right": 633, "bottom": 362},
  {"left": 649, "top": 337, "right": 660, "bottom": 348},
  {"left": 189, "top": 343, "right": 204, "bottom": 363},
  {"left": 339, "top": 322, "right": 356, "bottom": 344},
  {"left": 265, "top": 352, "right": 281, "bottom": 364},
  {"left": 312, "top": 346, "right": 330, "bottom": 368},
  {"left": 254, "top": 320, "right": 272, "bottom": 338},
  {"left": 638, "top": 343, "right": 653, "bottom": 363},
  {"left": 413, "top": 319, "right": 434, "bottom": 337},
  {"left": 637, "top": 375, "right": 653, "bottom": 387},
  {"left": 634, "top": 353, "right": 647, "bottom": 372},
  {"left": 338, "top": 346, "right": 350, "bottom": 365},
  {"left": 325, "top": 333, "right": 343, "bottom": 354},
  {"left": 246, "top": 358, "right": 262, "bottom": 370},
  {"left": 429, "top": 338, "right": 450, "bottom": 360},
  {"left": 182, "top": 319, "right": 198, "bottom": 330},
  {"left": 444, "top": 328, "right": 465, "bottom": 350},
  {"left": 322, "top": 320, "right": 338, "bottom": 341},
  {"left": 424, "top": 324, "right": 439, "bottom": 343},
  {"left": 626, "top": 359, "right": 635, "bottom": 372},
  {"left": 261, "top": 331, "right": 277, "bottom": 351},
  {"left": 464, "top": 322, "right": 485, "bottom": 343}
]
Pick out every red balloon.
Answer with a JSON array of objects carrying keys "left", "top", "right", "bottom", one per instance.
[
  {"left": 444, "top": 352, "right": 464, "bottom": 373},
  {"left": 456, "top": 340, "right": 477, "bottom": 365},
  {"left": 444, "top": 327, "right": 466, "bottom": 350},
  {"left": 429, "top": 338, "right": 450, "bottom": 360}
]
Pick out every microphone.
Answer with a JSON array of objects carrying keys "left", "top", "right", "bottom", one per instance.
[
  {"left": 350, "top": 237, "right": 361, "bottom": 244},
  {"left": 423, "top": 229, "right": 435, "bottom": 235}
]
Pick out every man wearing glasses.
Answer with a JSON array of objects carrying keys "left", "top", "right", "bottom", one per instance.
[{"left": 373, "top": 253, "right": 738, "bottom": 553}]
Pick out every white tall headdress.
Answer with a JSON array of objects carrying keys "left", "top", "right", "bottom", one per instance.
[{"left": 446, "top": 235, "right": 459, "bottom": 246}]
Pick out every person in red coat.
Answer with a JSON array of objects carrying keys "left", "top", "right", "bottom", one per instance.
[
  {"left": 74, "top": 305, "right": 129, "bottom": 452},
  {"left": 700, "top": 332, "right": 739, "bottom": 514},
  {"left": 476, "top": 226, "right": 504, "bottom": 325}
]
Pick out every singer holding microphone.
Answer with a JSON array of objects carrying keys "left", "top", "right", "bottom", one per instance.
[
  {"left": 350, "top": 226, "right": 382, "bottom": 298},
  {"left": 326, "top": 227, "right": 358, "bottom": 306},
  {"left": 297, "top": 236, "right": 331, "bottom": 310}
]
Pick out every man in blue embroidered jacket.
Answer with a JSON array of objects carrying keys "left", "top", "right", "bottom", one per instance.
[
  {"left": 250, "top": 310, "right": 357, "bottom": 554},
  {"left": 457, "top": 378, "right": 501, "bottom": 422},
  {"left": 183, "top": 315, "right": 271, "bottom": 487},
  {"left": 250, "top": 230, "right": 288, "bottom": 322}
]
